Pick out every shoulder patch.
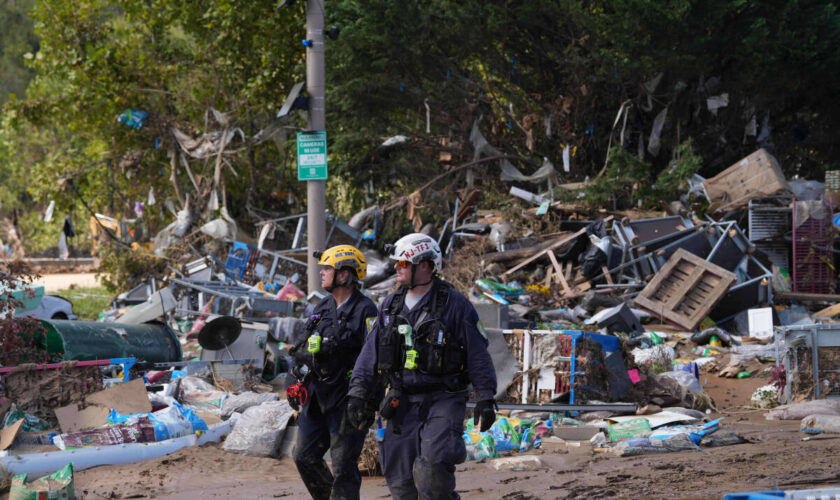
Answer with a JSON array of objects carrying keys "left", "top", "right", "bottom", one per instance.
[
  {"left": 365, "top": 317, "right": 377, "bottom": 335},
  {"left": 476, "top": 320, "right": 487, "bottom": 340}
]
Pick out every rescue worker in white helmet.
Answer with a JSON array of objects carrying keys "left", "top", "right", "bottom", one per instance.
[
  {"left": 288, "top": 245, "right": 378, "bottom": 500},
  {"left": 345, "top": 233, "right": 497, "bottom": 499}
]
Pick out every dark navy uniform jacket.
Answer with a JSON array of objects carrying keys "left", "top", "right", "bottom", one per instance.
[
  {"left": 349, "top": 278, "right": 497, "bottom": 403},
  {"left": 302, "top": 287, "right": 378, "bottom": 414}
]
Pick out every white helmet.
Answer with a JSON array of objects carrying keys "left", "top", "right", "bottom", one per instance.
[{"left": 389, "top": 233, "right": 442, "bottom": 269}]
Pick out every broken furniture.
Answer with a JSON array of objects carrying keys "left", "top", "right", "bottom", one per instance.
[
  {"left": 792, "top": 199, "right": 834, "bottom": 294},
  {"left": 633, "top": 248, "right": 736, "bottom": 331},
  {"left": 702, "top": 148, "right": 792, "bottom": 213},
  {"left": 199, "top": 316, "right": 267, "bottom": 372},
  {"left": 503, "top": 329, "right": 630, "bottom": 405},
  {"left": 610, "top": 215, "right": 697, "bottom": 287},
  {"left": 748, "top": 196, "right": 792, "bottom": 270},
  {"left": 775, "top": 324, "right": 840, "bottom": 404},
  {"left": 169, "top": 278, "right": 296, "bottom": 322},
  {"left": 597, "top": 304, "right": 644, "bottom": 336}
]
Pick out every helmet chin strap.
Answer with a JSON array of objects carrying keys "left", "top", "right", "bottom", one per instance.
[
  {"left": 325, "top": 268, "right": 354, "bottom": 292},
  {"left": 407, "top": 262, "right": 434, "bottom": 289}
]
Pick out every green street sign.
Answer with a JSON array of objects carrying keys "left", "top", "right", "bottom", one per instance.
[{"left": 297, "top": 131, "right": 328, "bottom": 181}]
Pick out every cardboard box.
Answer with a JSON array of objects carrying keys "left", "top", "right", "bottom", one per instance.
[{"left": 703, "top": 149, "right": 791, "bottom": 212}]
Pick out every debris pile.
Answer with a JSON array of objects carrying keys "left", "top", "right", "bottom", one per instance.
[{"left": 5, "top": 146, "right": 840, "bottom": 490}]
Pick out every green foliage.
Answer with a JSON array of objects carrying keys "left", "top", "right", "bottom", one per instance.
[
  {"left": 54, "top": 286, "right": 111, "bottom": 320},
  {"left": 96, "top": 245, "right": 165, "bottom": 295},
  {"left": 583, "top": 142, "right": 702, "bottom": 209},
  {"left": 656, "top": 141, "right": 703, "bottom": 202},
  {"left": 0, "top": 0, "right": 37, "bottom": 105}
]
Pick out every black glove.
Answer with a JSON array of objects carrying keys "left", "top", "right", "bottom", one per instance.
[
  {"left": 346, "top": 396, "right": 375, "bottom": 431},
  {"left": 473, "top": 399, "right": 496, "bottom": 432},
  {"left": 287, "top": 392, "right": 300, "bottom": 411},
  {"left": 291, "top": 345, "right": 310, "bottom": 364}
]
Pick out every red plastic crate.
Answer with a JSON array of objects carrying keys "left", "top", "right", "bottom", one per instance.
[{"left": 792, "top": 200, "right": 834, "bottom": 294}]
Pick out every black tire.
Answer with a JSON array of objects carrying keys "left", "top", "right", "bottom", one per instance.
[{"left": 51, "top": 312, "right": 68, "bottom": 320}]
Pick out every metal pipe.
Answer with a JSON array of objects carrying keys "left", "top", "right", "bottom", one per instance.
[{"left": 465, "top": 402, "right": 638, "bottom": 413}]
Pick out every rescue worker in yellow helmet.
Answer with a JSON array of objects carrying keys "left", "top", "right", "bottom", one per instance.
[{"left": 288, "top": 245, "right": 378, "bottom": 500}]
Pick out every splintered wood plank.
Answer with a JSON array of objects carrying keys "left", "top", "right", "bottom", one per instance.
[
  {"left": 547, "top": 250, "right": 564, "bottom": 280},
  {"left": 549, "top": 251, "right": 572, "bottom": 295},
  {"left": 504, "top": 228, "right": 587, "bottom": 276},
  {"left": 505, "top": 216, "right": 614, "bottom": 277},
  {"left": 816, "top": 302, "right": 840, "bottom": 318},
  {"left": 634, "top": 248, "right": 736, "bottom": 331},
  {"left": 565, "top": 261, "right": 573, "bottom": 282},
  {"left": 544, "top": 266, "right": 553, "bottom": 288},
  {"left": 602, "top": 266, "right": 614, "bottom": 286}
]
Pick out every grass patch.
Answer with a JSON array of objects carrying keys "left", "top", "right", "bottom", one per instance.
[{"left": 54, "top": 286, "right": 112, "bottom": 320}]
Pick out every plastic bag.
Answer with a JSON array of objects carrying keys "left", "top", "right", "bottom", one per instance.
[
  {"left": 177, "top": 375, "right": 215, "bottom": 392},
  {"left": 700, "top": 428, "right": 747, "bottom": 447},
  {"left": 691, "top": 327, "right": 733, "bottom": 347},
  {"left": 801, "top": 414, "right": 840, "bottom": 434},
  {"left": 751, "top": 385, "right": 779, "bottom": 408},
  {"left": 613, "top": 433, "right": 699, "bottom": 456},
  {"left": 660, "top": 370, "right": 704, "bottom": 395},
  {"left": 1, "top": 403, "right": 51, "bottom": 432},
  {"left": 765, "top": 400, "right": 840, "bottom": 420},
  {"left": 222, "top": 400, "right": 294, "bottom": 457},
  {"left": 730, "top": 344, "right": 777, "bottom": 363},
  {"left": 631, "top": 345, "right": 675, "bottom": 366},
  {"left": 486, "top": 417, "right": 522, "bottom": 451},
  {"left": 220, "top": 392, "right": 279, "bottom": 419},
  {"left": 464, "top": 433, "right": 498, "bottom": 460},
  {"left": 649, "top": 419, "right": 720, "bottom": 445},
  {"left": 10, "top": 463, "right": 75, "bottom": 500},
  {"left": 475, "top": 279, "right": 524, "bottom": 298},
  {"left": 108, "top": 403, "right": 204, "bottom": 441},
  {"left": 607, "top": 418, "right": 652, "bottom": 442},
  {"left": 54, "top": 416, "right": 156, "bottom": 450}
]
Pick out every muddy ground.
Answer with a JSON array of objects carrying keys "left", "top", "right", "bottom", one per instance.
[{"left": 69, "top": 369, "right": 840, "bottom": 500}]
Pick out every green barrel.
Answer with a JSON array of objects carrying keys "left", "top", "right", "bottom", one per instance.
[{"left": 40, "top": 320, "right": 182, "bottom": 362}]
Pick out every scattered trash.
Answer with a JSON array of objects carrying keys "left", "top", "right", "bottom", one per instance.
[
  {"left": 607, "top": 418, "right": 652, "bottom": 442},
  {"left": 751, "top": 385, "right": 779, "bottom": 409},
  {"left": 766, "top": 400, "right": 840, "bottom": 421},
  {"left": 9, "top": 463, "right": 75, "bottom": 500},
  {"left": 801, "top": 414, "right": 840, "bottom": 435},
  {"left": 488, "top": 455, "right": 543, "bottom": 471}
]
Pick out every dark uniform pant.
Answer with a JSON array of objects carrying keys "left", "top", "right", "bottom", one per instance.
[
  {"left": 379, "top": 391, "right": 467, "bottom": 500},
  {"left": 293, "top": 402, "right": 368, "bottom": 500}
]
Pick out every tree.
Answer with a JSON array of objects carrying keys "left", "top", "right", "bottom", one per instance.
[
  {"left": 0, "top": 0, "right": 38, "bottom": 105},
  {"left": 4, "top": 0, "right": 306, "bottom": 251}
]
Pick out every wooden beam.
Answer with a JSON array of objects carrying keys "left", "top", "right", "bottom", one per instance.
[
  {"left": 601, "top": 265, "right": 614, "bottom": 286},
  {"left": 549, "top": 250, "right": 572, "bottom": 295},
  {"left": 503, "top": 228, "right": 586, "bottom": 276},
  {"left": 816, "top": 302, "right": 840, "bottom": 318},
  {"left": 779, "top": 292, "right": 840, "bottom": 303},
  {"left": 503, "top": 216, "right": 613, "bottom": 277}
]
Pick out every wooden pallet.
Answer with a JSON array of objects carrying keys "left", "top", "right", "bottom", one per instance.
[{"left": 634, "top": 248, "right": 736, "bottom": 331}]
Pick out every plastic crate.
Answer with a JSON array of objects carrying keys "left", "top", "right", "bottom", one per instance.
[
  {"left": 225, "top": 242, "right": 252, "bottom": 280},
  {"left": 792, "top": 200, "right": 833, "bottom": 294}
]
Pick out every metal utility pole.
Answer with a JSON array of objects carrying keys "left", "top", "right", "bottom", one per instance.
[{"left": 305, "top": 0, "right": 326, "bottom": 296}]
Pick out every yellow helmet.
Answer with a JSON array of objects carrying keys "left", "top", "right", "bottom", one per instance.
[{"left": 317, "top": 245, "right": 367, "bottom": 279}]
